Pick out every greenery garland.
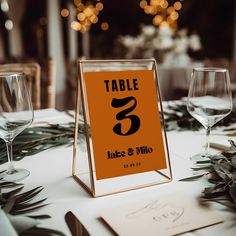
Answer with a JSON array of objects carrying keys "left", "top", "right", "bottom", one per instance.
[
  {"left": 163, "top": 101, "right": 236, "bottom": 131},
  {"left": 0, "top": 122, "right": 89, "bottom": 232},
  {"left": 164, "top": 101, "right": 236, "bottom": 209},
  {"left": 1, "top": 104, "right": 236, "bottom": 217},
  {"left": 180, "top": 140, "right": 236, "bottom": 210},
  {"left": 0, "top": 121, "right": 87, "bottom": 234},
  {"left": 0, "top": 181, "right": 65, "bottom": 235},
  {"left": 0, "top": 122, "right": 86, "bottom": 165}
]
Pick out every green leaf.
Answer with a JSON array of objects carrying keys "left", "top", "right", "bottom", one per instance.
[
  {"left": 203, "top": 184, "right": 226, "bottom": 196},
  {"left": 229, "top": 183, "right": 236, "bottom": 203},
  {"left": 19, "top": 227, "right": 66, "bottom": 236},
  {"left": 26, "top": 214, "right": 51, "bottom": 219},
  {"left": 15, "top": 186, "right": 44, "bottom": 204},
  {"left": 179, "top": 173, "right": 206, "bottom": 181},
  {"left": 231, "top": 156, "right": 236, "bottom": 168},
  {"left": 3, "top": 196, "right": 16, "bottom": 213},
  {"left": 229, "top": 140, "right": 236, "bottom": 151},
  {"left": 7, "top": 214, "right": 39, "bottom": 233},
  {"left": 0, "top": 181, "right": 23, "bottom": 188},
  {"left": 12, "top": 198, "right": 47, "bottom": 212},
  {"left": 13, "top": 203, "right": 49, "bottom": 215},
  {"left": 207, "top": 172, "right": 222, "bottom": 183},
  {"left": 214, "top": 200, "right": 236, "bottom": 210},
  {"left": 3, "top": 186, "right": 24, "bottom": 199},
  {"left": 191, "top": 165, "right": 212, "bottom": 170},
  {"left": 196, "top": 160, "right": 211, "bottom": 164},
  {"left": 212, "top": 163, "right": 230, "bottom": 180}
]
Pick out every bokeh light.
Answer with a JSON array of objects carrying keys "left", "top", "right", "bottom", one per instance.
[
  {"left": 140, "top": 0, "right": 183, "bottom": 28},
  {"left": 61, "top": 8, "right": 69, "bottom": 17},
  {"left": 5, "top": 19, "right": 13, "bottom": 30},
  {"left": 67, "top": 0, "right": 104, "bottom": 32},
  {"left": 101, "top": 22, "right": 109, "bottom": 31}
]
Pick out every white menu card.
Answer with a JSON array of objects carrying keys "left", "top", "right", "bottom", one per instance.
[{"left": 101, "top": 192, "right": 223, "bottom": 236}]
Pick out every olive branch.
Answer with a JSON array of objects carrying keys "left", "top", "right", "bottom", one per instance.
[
  {"left": 0, "top": 181, "right": 65, "bottom": 235},
  {"left": 180, "top": 140, "right": 236, "bottom": 210}
]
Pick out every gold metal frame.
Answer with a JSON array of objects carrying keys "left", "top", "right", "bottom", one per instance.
[{"left": 72, "top": 59, "right": 172, "bottom": 197}]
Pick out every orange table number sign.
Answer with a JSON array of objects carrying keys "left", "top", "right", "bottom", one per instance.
[{"left": 73, "top": 59, "right": 172, "bottom": 197}]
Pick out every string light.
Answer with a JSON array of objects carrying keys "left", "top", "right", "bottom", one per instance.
[
  {"left": 174, "top": 1, "right": 182, "bottom": 10},
  {"left": 140, "top": 0, "right": 183, "bottom": 28},
  {"left": 5, "top": 19, "right": 13, "bottom": 30},
  {"left": 71, "top": 21, "right": 82, "bottom": 31},
  {"left": 1, "top": 0, "right": 9, "bottom": 12},
  {"left": 61, "top": 8, "right": 69, "bottom": 17},
  {"left": 69, "top": 0, "right": 104, "bottom": 33},
  {"left": 101, "top": 22, "right": 109, "bottom": 31}
]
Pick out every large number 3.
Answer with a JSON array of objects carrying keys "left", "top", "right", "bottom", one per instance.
[{"left": 112, "top": 96, "right": 140, "bottom": 136}]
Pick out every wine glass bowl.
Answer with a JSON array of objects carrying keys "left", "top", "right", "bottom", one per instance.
[
  {"left": 0, "top": 72, "right": 34, "bottom": 181},
  {"left": 187, "top": 68, "right": 232, "bottom": 160}
]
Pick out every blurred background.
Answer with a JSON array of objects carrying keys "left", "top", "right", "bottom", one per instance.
[{"left": 0, "top": 0, "right": 235, "bottom": 109}]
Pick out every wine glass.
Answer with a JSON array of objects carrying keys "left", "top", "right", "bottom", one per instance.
[
  {"left": 187, "top": 68, "right": 232, "bottom": 160},
  {"left": 0, "top": 72, "right": 34, "bottom": 181}
]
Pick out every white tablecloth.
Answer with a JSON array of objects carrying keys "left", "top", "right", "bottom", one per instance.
[{"left": 1, "top": 109, "right": 235, "bottom": 236}]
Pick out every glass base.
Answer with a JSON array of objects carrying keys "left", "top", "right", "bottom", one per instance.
[
  {"left": 0, "top": 168, "right": 30, "bottom": 182},
  {"left": 190, "top": 153, "right": 211, "bottom": 162}
]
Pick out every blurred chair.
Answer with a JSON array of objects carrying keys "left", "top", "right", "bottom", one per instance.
[
  {"left": 170, "top": 59, "right": 236, "bottom": 100},
  {"left": 204, "top": 58, "right": 234, "bottom": 80},
  {"left": 40, "top": 58, "right": 56, "bottom": 109},
  {"left": 204, "top": 58, "right": 231, "bottom": 69},
  {"left": 65, "top": 59, "right": 79, "bottom": 109},
  {"left": 171, "top": 67, "right": 194, "bottom": 99},
  {"left": 0, "top": 60, "right": 56, "bottom": 109},
  {"left": 204, "top": 58, "right": 236, "bottom": 94},
  {"left": 0, "top": 63, "right": 41, "bottom": 109},
  {"left": 161, "top": 62, "right": 203, "bottom": 100}
]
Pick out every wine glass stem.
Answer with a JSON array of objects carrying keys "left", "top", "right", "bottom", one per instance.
[
  {"left": 204, "top": 126, "right": 211, "bottom": 155},
  {"left": 6, "top": 141, "right": 15, "bottom": 174}
]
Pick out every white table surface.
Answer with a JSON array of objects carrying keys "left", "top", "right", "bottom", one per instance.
[{"left": 1, "top": 109, "right": 236, "bottom": 236}]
